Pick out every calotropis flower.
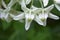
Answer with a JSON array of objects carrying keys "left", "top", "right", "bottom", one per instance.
[
  {"left": 10, "top": 6, "right": 40, "bottom": 30},
  {"left": 54, "top": 0, "right": 60, "bottom": 11},
  {"left": 10, "top": 4, "right": 59, "bottom": 31},
  {"left": 0, "top": 0, "right": 15, "bottom": 22},
  {"left": 34, "top": 4, "right": 59, "bottom": 26},
  {"left": 0, "top": 7, "right": 12, "bottom": 22},
  {"left": 0, "top": 0, "right": 31, "bottom": 22}
]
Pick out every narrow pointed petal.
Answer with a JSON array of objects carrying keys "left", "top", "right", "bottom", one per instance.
[
  {"left": 7, "top": 0, "right": 16, "bottom": 8},
  {"left": 25, "top": 19, "right": 32, "bottom": 31},
  {"left": 4, "top": 13, "right": 9, "bottom": 20},
  {"left": 45, "top": 4, "right": 54, "bottom": 12},
  {"left": 5, "top": 16, "right": 11, "bottom": 22},
  {"left": 42, "top": 19, "right": 47, "bottom": 26},
  {"left": 55, "top": 4, "right": 60, "bottom": 11},
  {"left": 0, "top": 12, "right": 6, "bottom": 19},
  {"left": 25, "top": 13, "right": 34, "bottom": 30},
  {"left": 31, "top": 5, "right": 42, "bottom": 13},
  {"left": 2, "top": 0, "right": 7, "bottom": 8},
  {"left": 31, "top": 5, "right": 38, "bottom": 10},
  {"left": 3, "top": 13, "right": 11, "bottom": 22},
  {"left": 43, "top": 0, "right": 49, "bottom": 7},
  {"left": 10, "top": 13, "right": 24, "bottom": 20},
  {"left": 49, "top": 13, "right": 59, "bottom": 20},
  {"left": 20, "top": 0, "right": 29, "bottom": 12},
  {"left": 20, "top": 0, "right": 26, "bottom": 7},
  {"left": 0, "top": 9, "right": 3, "bottom": 18},
  {"left": 25, "top": 0, "right": 31, "bottom": 5}
]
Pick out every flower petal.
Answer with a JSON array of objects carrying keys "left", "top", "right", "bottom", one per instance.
[
  {"left": 25, "top": 0, "right": 31, "bottom": 5},
  {"left": 25, "top": 19, "right": 32, "bottom": 31},
  {"left": 39, "top": 13, "right": 48, "bottom": 26},
  {"left": 5, "top": 14, "right": 12, "bottom": 22},
  {"left": 55, "top": 4, "right": 60, "bottom": 11},
  {"left": 2, "top": 0, "right": 7, "bottom": 8},
  {"left": 25, "top": 13, "right": 34, "bottom": 30},
  {"left": 45, "top": 4, "right": 54, "bottom": 12},
  {"left": 10, "top": 13, "right": 24, "bottom": 20},
  {"left": 49, "top": 13, "right": 59, "bottom": 20},
  {"left": 35, "top": 16, "right": 47, "bottom": 26},
  {"left": 34, "top": 16, "right": 46, "bottom": 26},
  {"left": 0, "top": 12, "right": 6, "bottom": 19},
  {"left": 39, "top": 13, "right": 48, "bottom": 19},
  {"left": 7, "top": 0, "right": 16, "bottom": 8},
  {"left": 34, "top": 15, "right": 44, "bottom": 26},
  {"left": 0, "top": 9, "right": 3, "bottom": 18},
  {"left": 20, "top": 0, "right": 29, "bottom": 12},
  {"left": 43, "top": 0, "right": 49, "bottom": 7}
]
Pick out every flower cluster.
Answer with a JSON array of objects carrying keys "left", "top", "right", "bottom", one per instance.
[{"left": 0, "top": 0, "right": 60, "bottom": 30}]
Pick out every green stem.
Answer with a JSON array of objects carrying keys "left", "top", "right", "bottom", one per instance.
[
  {"left": 39, "top": 0, "right": 44, "bottom": 8},
  {"left": 30, "top": 0, "right": 33, "bottom": 8}
]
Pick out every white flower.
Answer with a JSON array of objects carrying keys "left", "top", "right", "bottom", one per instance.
[
  {"left": 0, "top": 0, "right": 14, "bottom": 22},
  {"left": 10, "top": 4, "right": 59, "bottom": 30},
  {"left": 0, "top": 8, "right": 11, "bottom": 22},
  {"left": 54, "top": 0, "right": 60, "bottom": 11},
  {"left": 10, "top": 7, "right": 36, "bottom": 30},
  {"left": 34, "top": 4, "right": 59, "bottom": 26}
]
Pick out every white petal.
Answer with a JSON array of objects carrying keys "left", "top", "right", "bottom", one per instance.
[
  {"left": 55, "top": 4, "right": 60, "bottom": 11},
  {"left": 2, "top": 0, "right": 7, "bottom": 8},
  {"left": 25, "top": 13, "right": 34, "bottom": 30},
  {"left": 25, "top": 0, "right": 31, "bottom": 5},
  {"left": 4, "top": 13, "right": 9, "bottom": 19},
  {"left": 43, "top": 0, "right": 49, "bottom": 7},
  {"left": 20, "top": 0, "right": 29, "bottom": 12},
  {"left": 5, "top": 15, "right": 11, "bottom": 22},
  {"left": 31, "top": 5, "right": 42, "bottom": 13},
  {"left": 49, "top": 13, "right": 59, "bottom": 20},
  {"left": 25, "top": 19, "right": 32, "bottom": 31},
  {"left": 42, "top": 19, "right": 47, "bottom": 26},
  {"left": 3, "top": 13, "right": 11, "bottom": 22},
  {"left": 0, "top": 9, "right": 3, "bottom": 18},
  {"left": 45, "top": 4, "right": 54, "bottom": 12},
  {"left": 39, "top": 13, "right": 48, "bottom": 19},
  {"left": 10, "top": 13, "right": 24, "bottom": 20},
  {"left": 20, "top": 0, "right": 26, "bottom": 7},
  {"left": 25, "top": 13, "right": 34, "bottom": 20},
  {"left": 34, "top": 16, "right": 44, "bottom": 26},
  {"left": 0, "top": 12, "right": 6, "bottom": 19},
  {"left": 7, "top": 0, "right": 16, "bottom": 8}
]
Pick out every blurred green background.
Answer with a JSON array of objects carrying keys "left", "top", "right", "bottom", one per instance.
[{"left": 0, "top": 0, "right": 60, "bottom": 40}]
